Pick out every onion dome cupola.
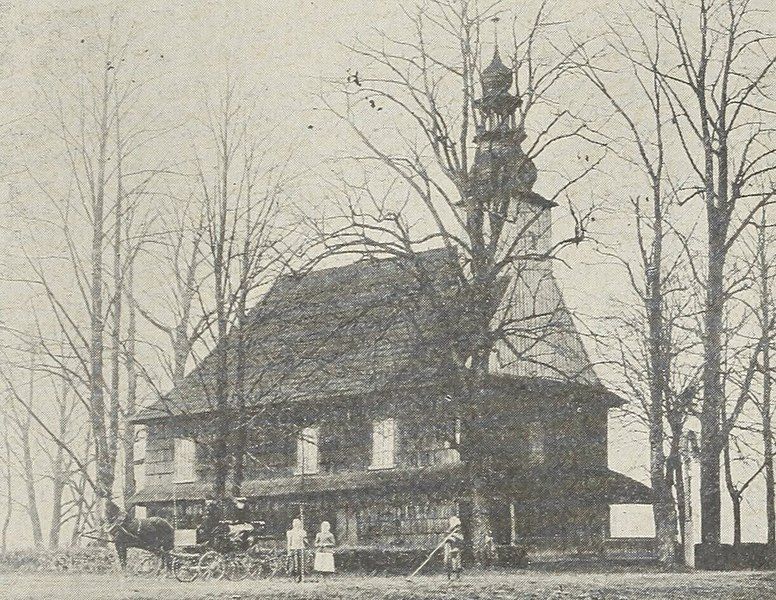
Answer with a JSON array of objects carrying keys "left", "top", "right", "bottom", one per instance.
[
  {"left": 469, "top": 36, "right": 553, "bottom": 211},
  {"left": 481, "top": 47, "right": 513, "bottom": 93},
  {"left": 475, "top": 48, "right": 521, "bottom": 134}
]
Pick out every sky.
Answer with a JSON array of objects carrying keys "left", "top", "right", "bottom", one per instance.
[{"left": 0, "top": 0, "right": 771, "bottom": 547}]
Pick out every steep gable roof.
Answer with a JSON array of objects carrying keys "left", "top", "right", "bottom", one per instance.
[
  {"left": 135, "top": 248, "right": 459, "bottom": 421},
  {"left": 134, "top": 247, "right": 601, "bottom": 422}
]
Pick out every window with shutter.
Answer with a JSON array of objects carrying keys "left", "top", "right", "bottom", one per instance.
[
  {"left": 173, "top": 438, "right": 196, "bottom": 483},
  {"left": 296, "top": 426, "right": 319, "bottom": 474},
  {"left": 370, "top": 418, "right": 396, "bottom": 469}
]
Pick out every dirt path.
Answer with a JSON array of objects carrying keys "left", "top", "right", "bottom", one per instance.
[{"left": 2, "top": 570, "right": 776, "bottom": 599}]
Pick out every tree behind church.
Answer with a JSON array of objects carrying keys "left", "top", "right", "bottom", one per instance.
[{"left": 316, "top": 0, "right": 603, "bottom": 560}]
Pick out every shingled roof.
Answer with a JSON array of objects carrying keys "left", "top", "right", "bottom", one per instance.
[{"left": 134, "top": 247, "right": 601, "bottom": 423}]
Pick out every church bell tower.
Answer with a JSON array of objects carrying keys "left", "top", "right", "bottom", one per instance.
[{"left": 469, "top": 38, "right": 555, "bottom": 256}]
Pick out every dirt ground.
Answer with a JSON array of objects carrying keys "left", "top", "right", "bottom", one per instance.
[{"left": 2, "top": 570, "right": 776, "bottom": 600}]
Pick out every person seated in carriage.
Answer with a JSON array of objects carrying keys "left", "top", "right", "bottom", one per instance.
[
  {"left": 197, "top": 498, "right": 226, "bottom": 545},
  {"left": 233, "top": 497, "right": 248, "bottom": 522},
  {"left": 197, "top": 496, "right": 266, "bottom": 552}
]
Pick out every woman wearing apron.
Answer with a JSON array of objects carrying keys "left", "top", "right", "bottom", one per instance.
[{"left": 313, "top": 521, "right": 336, "bottom": 578}]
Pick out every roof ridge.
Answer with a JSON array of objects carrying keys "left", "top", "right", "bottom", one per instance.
[{"left": 277, "top": 246, "right": 455, "bottom": 285}]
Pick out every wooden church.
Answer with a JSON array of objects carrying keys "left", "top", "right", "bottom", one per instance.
[{"left": 130, "top": 48, "right": 651, "bottom": 560}]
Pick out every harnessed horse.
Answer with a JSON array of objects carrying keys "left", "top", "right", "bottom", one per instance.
[{"left": 106, "top": 505, "right": 174, "bottom": 571}]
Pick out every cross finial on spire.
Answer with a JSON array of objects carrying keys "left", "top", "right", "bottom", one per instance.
[{"left": 492, "top": 16, "right": 500, "bottom": 54}]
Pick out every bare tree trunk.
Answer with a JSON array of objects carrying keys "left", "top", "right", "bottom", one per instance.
[
  {"left": 49, "top": 443, "right": 64, "bottom": 548},
  {"left": 21, "top": 354, "right": 43, "bottom": 547},
  {"left": 765, "top": 341, "right": 775, "bottom": 551},
  {"left": 134, "top": 218, "right": 203, "bottom": 389},
  {"left": 1, "top": 414, "right": 12, "bottom": 554},
  {"left": 48, "top": 386, "right": 69, "bottom": 549},
  {"left": 646, "top": 166, "right": 677, "bottom": 566},
  {"left": 123, "top": 253, "right": 137, "bottom": 510},
  {"left": 759, "top": 215, "right": 775, "bottom": 551},
  {"left": 701, "top": 236, "right": 725, "bottom": 551},
  {"left": 70, "top": 427, "right": 93, "bottom": 546},
  {"left": 732, "top": 495, "right": 742, "bottom": 548},
  {"left": 723, "top": 437, "right": 744, "bottom": 548},
  {"left": 70, "top": 478, "right": 87, "bottom": 547},
  {"left": 109, "top": 109, "right": 123, "bottom": 512},
  {"left": 21, "top": 431, "right": 43, "bottom": 547},
  {"left": 211, "top": 95, "right": 234, "bottom": 501},
  {"left": 231, "top": 255, "right": 249, "bottom": 497},
  {"left": 462, "top": 350, "right": 494, "bottom": 561},
  {"left": 89, "top": 68, "right": 115, "bottom": 526},
  {"left": 173, "top": 226, "right": 204, "bottom": 386},
  {"left": 173, "top": 252, "right": 198, "bottom": 386},
  {"left": 673, "top": 458, "right": 686, "bottom": 550},
  {"left": 667, "top": 418, "right": 686, "bottom": 561}
]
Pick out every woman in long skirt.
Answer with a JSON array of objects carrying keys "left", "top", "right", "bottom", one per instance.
[{"left": 313, "top": 521, "right": 335, "bottom": 578}]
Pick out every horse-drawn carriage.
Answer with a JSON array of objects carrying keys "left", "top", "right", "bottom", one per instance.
[
  {"left": 57, "top": 500, "right": 288, "bottom": 583},
  {"left": 173, "top": 518, "right": 287, "bottom": 582}
]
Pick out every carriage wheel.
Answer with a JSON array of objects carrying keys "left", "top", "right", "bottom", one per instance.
[
  {"left": 244, "top": 544, "right": 265, "bottom": 579},
  {"left": 265, "top": 554, "right": 286, "bottom": 580},
  {"left": 198, "top": 550, "right": 226, "bottom": 581},
  {"left": 247, "top": 557, "right": 266, "bottom": 579},
  {"left": 136, "top": 553, "right": 164, "bottom": 578},
  {"left": 173, "top": 556, "right": 199, "bottom": 583},
  {"left": 224, "top": 556, "right": 249, "bottom": 581}
]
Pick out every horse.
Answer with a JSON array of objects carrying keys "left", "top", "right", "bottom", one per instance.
[{"left": 105, "top": 502, "right": 175, "bottom": 572}]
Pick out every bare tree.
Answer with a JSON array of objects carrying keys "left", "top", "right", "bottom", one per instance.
[
  {"left": 2, "top": 350, "right": 45, "bottom": 548},
  {"left": 313, "top": 0, "right": 603, "bottom": 558},
  {"left": 135, "top": 197, "right": 208, "bottom": 388},
  {"left": 730, "top": 206, "right": 776, "bottom": 550},
  {"left": 0, "top": 406, "right": 13, "bottom": 553},
  {"left": 753, "top": 209, "right": 776, "bottom": 550},
  {"left": 577, "top": 14, "right": 686, "bottom": 564},
  {"left": 229, "top": 143, "right": 290, "bottom": 496},
  {"left": 722, "top": 424, "right": 764, "bottom": 547},
  {"left": 25, "top": 24, "right": 163, "bottom": 527},
  {"left": 191, "top": 79, "right": 294, "bottom": 500},
  {"left": 45, "top": 378, "right": 77, "bottom": 549},
  {"left": 122, "top": 242, "right": 138, "bottom": 511},
  {"left": 638, "top": 0, "right": 776, "bottom": 555}
]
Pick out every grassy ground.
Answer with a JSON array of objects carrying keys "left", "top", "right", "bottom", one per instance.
[{"left": 2, "top": 570, "right": 776, "bottom": 600}]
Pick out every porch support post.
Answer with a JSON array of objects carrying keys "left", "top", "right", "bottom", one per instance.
[{"left": 510, "top": 501, "right": 517, "bottom": 545}]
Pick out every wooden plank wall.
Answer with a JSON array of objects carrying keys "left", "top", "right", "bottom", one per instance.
[{"left": 143, "top": 397, "right": 465, "bottom": 488}]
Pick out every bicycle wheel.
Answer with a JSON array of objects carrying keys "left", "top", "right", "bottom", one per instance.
[
  {"left": 173, "top": 556, "right": 199, "bottom": 583},
  {"left": 136, "top": 553, "right": 163, "bottom": 578},
  {"left": 224, "top": 556, "right": 249, "bottom": 581},
  {"left": 198, "top": 550, "right": 226, "bottom": 581}
]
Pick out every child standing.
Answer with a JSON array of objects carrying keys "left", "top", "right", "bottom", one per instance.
[
  {"left": 443, "top": 516, "right": 463, "bottom": 581},
  {"left": 483, "top": 528, "right": 497, "bottom": 569},
  {"left": 313, "top": 521, "right": 336, "bottom": 579},
  {"left": 286, "top": 518, "right": 307, "bottom": 583}
]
